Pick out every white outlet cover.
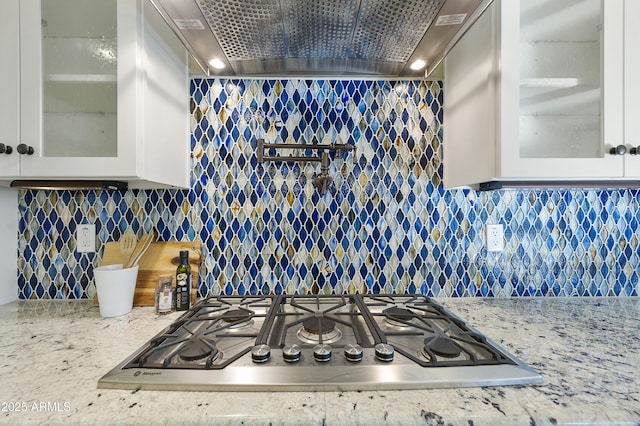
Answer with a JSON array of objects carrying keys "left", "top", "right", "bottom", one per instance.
[
  {"left": 77, "top": 224, "right": 96, "bottom": 253},
  {"left": 486, "top": 224, "right": 504, "bottom": 252}
]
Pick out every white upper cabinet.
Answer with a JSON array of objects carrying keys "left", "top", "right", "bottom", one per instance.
[
  {"left": 1, "top": 0, "right": 190, "bottom": 189},
  {"left": 625, "top": 0, "right": 640, "bottom": 175},
  {"left": 443, "top": 0, "right": 638, "bottom": 188},
  {"left": 0, "top": 0, "right": 20, "bottom": 177}
]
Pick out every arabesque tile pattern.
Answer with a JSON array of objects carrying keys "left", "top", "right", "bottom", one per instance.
[{"left": 17, "top": 79, "right": 640, "bottom": 299}]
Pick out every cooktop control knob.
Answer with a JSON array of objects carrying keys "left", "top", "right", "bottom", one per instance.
[
  {"left": 344, "top": 344, "right": 363, "bottom": 362},
  {"left": 251, "top": 344, "right": 271, "bottom": 363},
  {"left": 313, "top": 344, "right": 332, "bottom": 362},
  {"left": 374, "top": 343, "right": 394, "bottom": 362},
  {"left": 282, "top": 344, "right": 302, "bottom": 363}
]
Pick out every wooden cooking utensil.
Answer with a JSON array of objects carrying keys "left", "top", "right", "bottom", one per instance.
[
  {"left": 124, "top": 233, "right": 154, "bottom": 269},
  {"left": 119, "top": 232, "right": 137, "bottom": 257}
]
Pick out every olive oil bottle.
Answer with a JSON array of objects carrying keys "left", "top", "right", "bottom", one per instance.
[{"left": 175, "top": 250, "right": 191, "bottom": 311}]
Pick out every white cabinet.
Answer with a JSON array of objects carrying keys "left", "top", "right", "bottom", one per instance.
[
  {"left": 625, "top": 0, "right": 640, "bottom": 169},
  {"left": 1, "top": 0, "right": 190, "bottom": 189},
  {"left": 0, "top": 0, "right": 20, "bottom": 177},
  {"left": 443, "top": 0, "right": 639, "bottom": 188}
]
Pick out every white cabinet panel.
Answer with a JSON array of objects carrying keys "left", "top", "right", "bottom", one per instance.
[
  {"left": 0, "top": 0, "right": 20, "bottom": 177},
  {"left": 0, "top": 188, "right": 17, "bottom": 305},
  {"left": 442, "top": 5, "right": 496, "bottom": 189}
]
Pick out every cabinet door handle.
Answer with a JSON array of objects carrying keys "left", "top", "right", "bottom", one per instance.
[
  {"left": 17, "top": 144, "right": 35, "bottom": 155},
  {"left": 630, "top": 146, "right": 640, "bottom": 155},
  {"left": 0, "top": 143, "right": 13, "bottom": 155},
  {"left": 609, "top": 145, "right": 627, "bottom": 155}
]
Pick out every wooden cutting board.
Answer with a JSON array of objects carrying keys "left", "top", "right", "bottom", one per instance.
[{"left": 96, "top": 241, "right": 202, "bottom": 307}]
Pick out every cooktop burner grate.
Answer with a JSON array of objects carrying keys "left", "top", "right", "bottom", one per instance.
[
  {"left": 267, "top": 295, "right": 376, "bottom": 348},
  {"left": 361, "top": 294, "right": 519, "bottom": 367},
  {"left": 126, "top": 295, "right": 274, "bottom": 370}
]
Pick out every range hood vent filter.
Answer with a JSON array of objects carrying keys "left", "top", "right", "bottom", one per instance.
[{"left": 152, "top": 0, "right": 492, "bottom": 77}]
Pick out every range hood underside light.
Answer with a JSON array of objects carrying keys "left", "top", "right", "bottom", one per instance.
[
  {"left": 151, "top": 0, "right": 493, "bottom": 78},
  {"left": 10, "top": 180, "right": 128, "bottom": 191},
  {"left": 478, "top": 180, "right": 640, "bottom": 191}
]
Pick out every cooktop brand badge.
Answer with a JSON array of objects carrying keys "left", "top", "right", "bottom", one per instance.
[{"left": 133, "top": 371, "right": 162, "bottom": 377}]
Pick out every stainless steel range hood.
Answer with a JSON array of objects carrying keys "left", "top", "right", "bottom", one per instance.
[{"left": 150, "top": 0, "right": 493, "bottom": 78}]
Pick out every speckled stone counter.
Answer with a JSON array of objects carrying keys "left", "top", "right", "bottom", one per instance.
[{"left": 0, "top": 298, "right": 638, "bottom": 425}]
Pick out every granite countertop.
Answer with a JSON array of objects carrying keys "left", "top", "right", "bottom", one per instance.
[{"left": 0, "top": 297, "right": 638, "bottom": 426}]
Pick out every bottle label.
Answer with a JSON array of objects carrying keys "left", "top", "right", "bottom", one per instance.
[
  {"left": 176, "top": 272, "right": 191, "bottom": 310},
  {"left": 158, "top": 287, "right": 173, "bottom": 312},
  {"left": 177, "top": 272, "right": 188, "bottom": 286}
]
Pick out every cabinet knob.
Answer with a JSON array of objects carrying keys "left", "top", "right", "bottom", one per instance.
[
  {"left": 17, "top": 144, "right": 34, "bottom": 155},
  {"left": 630, "top": 146, "right": 640, "bottom": 155},
  {"left": 0, "top": 143, "right": 13, "bottom": 155},
  {"left": 609, "top": 145, "right": 627, "bottom": 156}
]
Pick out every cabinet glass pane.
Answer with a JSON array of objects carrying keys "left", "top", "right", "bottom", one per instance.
[
  {"left": 41, "top": 0, "right": 117, "bottom": 157},
  {"left": 519, "top": 0, "right": 602, "bottom": 159}
]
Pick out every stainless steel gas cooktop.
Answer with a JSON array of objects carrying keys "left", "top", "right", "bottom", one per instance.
[{"left": 98, "top": 294, "right": 542, "bottom": 391}]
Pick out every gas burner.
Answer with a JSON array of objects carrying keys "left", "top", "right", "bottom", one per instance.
[
  {"left": 422, "top": 335, "right": 462, "bottom": 359},
  {"left": 383, "top": 306, "right": 415, "bottom": 327},
  {"left": 296, "top": 316, "right": 343, "bottom": 344},
  {"left": 220, "top": 308, "right": 254, "bottom": 329},
  {"left": 179, "top": 337, "right": 219, "bottom": 361}
]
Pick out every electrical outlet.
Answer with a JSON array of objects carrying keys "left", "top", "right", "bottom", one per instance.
[
  {"left": 77, "top": 224, "right": 96, "bottom": 253},
  {"left": 486, "top": 224, "right": 504, "bottom": 252}
]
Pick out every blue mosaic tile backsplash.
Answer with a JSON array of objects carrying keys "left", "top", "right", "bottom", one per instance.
[{"left": 17, "top": 79, "right": 640, "bottom": 299}]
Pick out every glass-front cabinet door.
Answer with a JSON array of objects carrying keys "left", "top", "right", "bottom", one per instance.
[
  {"left": 499, "top": 0, "right": 625, "bottom": 179},
  {"left": 624, "top": 0, "right": 640, "bottom": 178},
  {"left": 19, "top": 0, "right": 136, "bottom": 177}
]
